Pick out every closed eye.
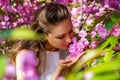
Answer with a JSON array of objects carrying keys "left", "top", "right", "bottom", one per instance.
[
  {"left": 55, "top": 28, "right": 73, "bottom": 39},
  {"left": 56, "top": 35, "right": 64, "bottom": 39}
]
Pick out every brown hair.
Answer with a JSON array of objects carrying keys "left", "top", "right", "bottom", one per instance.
[{"left": 10, "top": 2, "right": 71, "bottom": 74}]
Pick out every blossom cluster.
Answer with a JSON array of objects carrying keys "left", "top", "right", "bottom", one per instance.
[
  {"left": 0, "top": 0, "right": 120, "bottom": 80},
  {"left": 68, "top": 0, "right": 120, "bottom": 57},
  {"left": 69, "top": 23, "right": 120, "bottom": 57},
  {"left": 0, "top": 0, "right": 42, "bottom": 29},
  {"left": 19, "top": 50, "right": 39, "bottom": 80},
  {"left": 4, "top": 63, "right": 16, "bottom": 80}
]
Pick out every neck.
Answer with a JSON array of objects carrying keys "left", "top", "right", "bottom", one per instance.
[{"left": 45, "top": 42, "right": 59, "bottom": 51}]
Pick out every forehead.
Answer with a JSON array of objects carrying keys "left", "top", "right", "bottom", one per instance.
[{"left": 50, "top": 19, "right": 73, "bottom": 36}]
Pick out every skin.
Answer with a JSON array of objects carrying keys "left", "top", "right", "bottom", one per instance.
[
  {"left": 45, "top": 18, "right": 74, "bottom": 51},
  {"left": 51, "top": 52, "right": 85, "bottom": 80}
]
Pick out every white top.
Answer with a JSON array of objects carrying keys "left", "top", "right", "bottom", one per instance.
[
  {"left": 40, "top": 50, "right": 60, "bottom": 80},
  {"left": 16, "top": 50, "right": 61, "bottom": 80}
]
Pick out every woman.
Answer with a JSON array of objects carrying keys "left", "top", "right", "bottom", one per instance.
[{"left": 10, "top": 2, "right": 80, "bottom": 80}]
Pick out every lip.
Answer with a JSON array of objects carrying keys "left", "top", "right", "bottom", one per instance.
[
  {"left": 65, "top": 43, "right": 71, "bottom": 46},
  {"left": 65, "top": 42, "right": 72, "bottom": 46},
  {"left": 64, "top": 44, "right": 70, "bottom": 47}
]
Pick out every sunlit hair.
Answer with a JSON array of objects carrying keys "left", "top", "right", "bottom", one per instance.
[
  {"left": 31, "top": 2, "right": 71, "bottom": 33},
  {"left": 9, "top": 2, "right": 71, "bottom": 74}
]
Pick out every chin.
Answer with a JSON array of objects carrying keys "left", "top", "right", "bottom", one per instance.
[{"left": 60, "top": 46, "right": 69, "bottom": 50}]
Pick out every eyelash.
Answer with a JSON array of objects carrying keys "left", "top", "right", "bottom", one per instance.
[
  {"left": 57, "top": 36, "right": 64, "bottom": 39},
  {"left": 57, "top": 30, "right": 73, "bottom": 39}
]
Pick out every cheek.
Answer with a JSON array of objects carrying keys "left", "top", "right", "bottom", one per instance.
[
  {"left": 50, "top": 39, "right": 69, "bottom": 49},
  {"left": 52, "top": 39, "right": 64, "bottom": 46},
  {"left": 70, "top": 32, "right": 74, "bottom": 39},
  {"left": 48, "top": 37, "right": 64, "bottom": 46}
]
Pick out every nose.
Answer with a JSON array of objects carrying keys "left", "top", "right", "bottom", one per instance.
[{"left": 65, "top": 35, "right": 72, "bottom": 43}]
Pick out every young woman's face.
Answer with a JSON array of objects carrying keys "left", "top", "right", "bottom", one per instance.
[{"left": 46, "top": 19, "right": 74, "bottom": 50}]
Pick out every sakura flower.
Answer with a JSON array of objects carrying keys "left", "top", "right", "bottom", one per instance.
[
  {"left": 69, "top": 37, "right": 78, "bottom": 57},
  {"left": 4, "top": 16, "right": 9, "bottom": 21},
  {"left": 69, "top": 37, "right": 89, "bottom": 57},
  {"left": 24, "top": 68, "right": 39, "bottom": 80},
  {"left": 19, "top": 50, "right": 39, "bottom": 80},
  {"left": 80, "top": 38, "right": 89, "bottom": 47},
  {"left": 5, "top": 64, "right": 16, "bottom": 77},
  {"left": 76, "top": 41, "right": 85, "bottom": 52},
  {"left": 95, "top": 24, "right": 108, "bottom": 39},
  {"left": 71, "top": 18, "right": 80, "bottom": 28},
  {"left": 110, "top": 24, "right": 120, "bottom": 36},
  {"left": 91, "top": 31, "right": 97, "bottom": 39},
  {"left": 20, "top": 50, "right": 37, "bottom": 71},
  {"left": 78, "top": 30, "right": 87, "bottom": 38}
]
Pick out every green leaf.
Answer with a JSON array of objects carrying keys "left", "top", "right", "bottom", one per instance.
[
  {"left": 74, "top": 49, "right": 104, "bottom": 70},
  {"left": 0, "top": 27, "right": 44, "bottom": 41},
  {"left": 0, "top": 29, "right": 11, "bottom": 38},
  {"left": 10, "top": 1, "right": 15, "bottom": 6},
  {"left": 90, "top": 72, "right": 120, "bottom": 80},
  {"left": 11, "top": 28, "right": 39, "bottom": 40},
  {"left": 100, "top": 36, "right": 117, "bottom": 49},
  {"left": 103, "top": 49, "right": 114, "bottom": 62},
  {"left": 105, "top": 18, "right": 114, "bottom": 31},
  {"left": 66, "top": 73, "right": 77, "bottom": 80},
  {"left": 116, "top": 52, "right": 120, "bottom": 59},
  {"left": 109, "top": 36, "right": 117, "bottom": 48},
  {"left": 110, "top": 12, "right": 120, "bottom": 24},
  {"left": 99, "top": 40, "right": 109, "bottom": 49},
  {"left": 85, "top": 59, "right": 120, "bottom": 74},
  {"left": 96, "top": 56, "right": 104, "bottom": 64},
  {"left": 0, "top": 55, "right": 7, "bottom": 78}
]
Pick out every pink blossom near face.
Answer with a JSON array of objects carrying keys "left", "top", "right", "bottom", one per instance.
[
  {"left": 78, "top": 30, "right": 87, "bottom": 38},
  {"left": 91, "top": 31, "right": 97, "bottom": 39}
]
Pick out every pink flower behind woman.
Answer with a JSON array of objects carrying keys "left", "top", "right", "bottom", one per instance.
[{"left": 18, "top": 50, "right": 39, "bottom": 80}]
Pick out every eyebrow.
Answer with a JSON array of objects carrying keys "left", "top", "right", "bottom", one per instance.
[
  {"left": 55, "top": 28, "right": 73, "bottom": 37},
  {"left": 55, "top": 34, "right": 65, "bottom": 37}
]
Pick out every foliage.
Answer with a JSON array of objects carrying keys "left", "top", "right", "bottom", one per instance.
[
  {"left": 67, "top": 0, "right": 120, "bottom": 80},
  {"left": 0, "top": 55, "right": 7, "bottom": 78}
]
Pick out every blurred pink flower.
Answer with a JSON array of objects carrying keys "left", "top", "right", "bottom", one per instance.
[
  {"left": 5, "top": 64, "right": 16, "bottom": 77},
  {"left": 95, "top": 24, "right": 108, "bottom": 39},
  {"left": 78, "top": 30, "right": 87, "bottom": 38},
  {"left": 69, "top": 37, "right": 89, "bottom": 57},
  {"left": 91, "top": 31, "right": 97, "bottom": 39},
  {"left": 110, "top": 24, "right": 120, "bottom": 36}
]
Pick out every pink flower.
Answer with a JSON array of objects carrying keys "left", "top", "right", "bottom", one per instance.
[
  {"left": 71, "top": 17, "right": 81, "bottom": 28},
  {"left": 69, "top": 37, "right": 89, "bottom": 57},
  {"left": 24, "top": 68, "right": 39, "bottom": 80},
  {"left": 5, "top": 64, "right": 16, "bottom": 77},
  {"left": 110, "top": 24, "right": 120, "bottom": 36},
  {"left": 20, "top": 50, "right": 37, "bottom": 71},
  {"left": 78, "top": 30, "right": 87, "bottom": 38},
  {"left": 69, "top": 38, "right": 78, "bottom": 57},
  {"left": 95, "top": 24, "right": 108, "bottom": 39},
  {"left": 4, "top": 16, "right": 9, "bottom": 21},
  {"left": 89, "top": 40, "right": 103, "bottom": 49},
  {"left": 91, "top": 31, "right": 97, "bottom": 39},
  {"left": 19, "top": 50, "right": 39, "bottom": 80},
  {"left": 80, "top": 38, "right": 89, "bottom": 46}
]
